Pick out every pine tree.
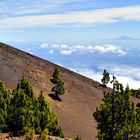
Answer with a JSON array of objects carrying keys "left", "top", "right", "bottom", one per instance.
[
  {"left": 7, "top": 77, "right": 35, "bottom": 135},
  {"left": 0, "top": 81, "right": 11, "bottom": 132},
  {"left": 6, "top": 76, "right": 64, "bottom": 137},
  {"left": 36, "top": 91, "right": 64, "bottom": 137},
  {"left": 93, "top": 76, "right": 137, "bottom": 140},
  {"left": 101, "top": 69, "right": 110, "bottom": 87},
  {"left": 50, "top": 68, "right": 65, "bottom": 100}
]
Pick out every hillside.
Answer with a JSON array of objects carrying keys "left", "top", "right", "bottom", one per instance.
[{"left": 0, "top": 43, "right": 109, "bottom": 140}]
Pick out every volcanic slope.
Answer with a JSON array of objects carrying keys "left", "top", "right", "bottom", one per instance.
[{"left": 0, "top": 43, "right": 108, "bottom": 140}]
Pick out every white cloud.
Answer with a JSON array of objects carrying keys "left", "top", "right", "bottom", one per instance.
[
  {"left": 40, "top": 43, "right": 126, "bottom": 56},
  {"left": 72, "top": 68, "right": 102, "bottom": 82},
  {"left": 0, "top": 1, "right": 73, "bottom": 16},
  {"left": 40, "top": 43, "right": 49, "bottom": 48},
  {"left": 0, "top": 5, "right": 140, "bottom": 28},
  {"left": 72, "top": 67, "right": 140, "bottom": 89},
  {"left": 60, "top": 50, "right": 73, "bottom": 55},
  {"left": 26, "top": 48, "right": 32, "bottom": 52},
  {"left": 49, "top": 49, "right": 54, "bottom": 54},
  {"left": 116, "top": 75, "right": 140, "bottom": 89},
  {"left": 22, "top": 47, "right": 33, "bottom": 54},
  {"left": 94, "top": 44, "right": 126, "bottom": 55},
  {"left": 98, "top": 64, "right": 140, "bottom": 80},
  {"left": 59, "top": 44, "right": 69, "bottom": 49},
  {"left": 111, "top": 65, "right": 140, "bottom": 80}
]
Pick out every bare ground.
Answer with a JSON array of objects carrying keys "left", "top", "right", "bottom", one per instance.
[
  {"left": 0, "top": 43, "right": 111, "bottom": 140},
  {"left": 0, "top": 133, "right": 71, "bottom": 140}
]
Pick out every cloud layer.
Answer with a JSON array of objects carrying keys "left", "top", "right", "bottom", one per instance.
[
  {"left": 40, "top": 43, "right": 126, "bottom": 56},
  {"left": 98, "top": 64, "right": 140, "bottom": 81},
  {"left": 72, "top": 67, "right": 140, "bottom": 89},
  {"left": 0, "top": 5, "right": 140, "bottom": 28}
]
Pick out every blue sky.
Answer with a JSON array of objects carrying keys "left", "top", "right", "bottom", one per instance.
[
  {"left": 1, "top": 0, "right": 140, "bottom": 42},
  {"left": 1, "top": 0, "right": 140, "bottom": 88}
]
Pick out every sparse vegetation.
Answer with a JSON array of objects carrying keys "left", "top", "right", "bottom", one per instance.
[
  {"left": 0, "top": 76, "right": 64, "bottom": 138},
  {"left": 50, "top": 68, "right": 65, "bottom": 101}
]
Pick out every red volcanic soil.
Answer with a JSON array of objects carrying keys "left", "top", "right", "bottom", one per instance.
[{"left": 0, "top": 43, "right": 110, "bottom": 140}]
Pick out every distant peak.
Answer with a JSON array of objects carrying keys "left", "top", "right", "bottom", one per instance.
[{"left": 116, "top": 36, "right": 135, "bottom": 40}]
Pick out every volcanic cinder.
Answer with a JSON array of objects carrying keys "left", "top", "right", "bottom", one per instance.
[{"left": 0, "top": 43, "right": 110, "bottom": 140}]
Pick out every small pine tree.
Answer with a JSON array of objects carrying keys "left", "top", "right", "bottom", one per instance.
[
  {"left": 36, "top": 91, "right": 64, "bottom": 137},
  {"left": 101, "top": 69, "right": 110, "bottom": 87},
  {"left": 7, "top": 77, "right": 35, "bottom": 135},
  {"left": 50, "top": 68, "right": 65, "bottom": 100}
]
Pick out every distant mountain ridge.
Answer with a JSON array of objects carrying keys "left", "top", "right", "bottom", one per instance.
[
  {"left": 116, "top": 36, "right": 136, "bottom": 40},
  {"left": 0, "top": 42, "right": 109, "bottom": 140}
]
